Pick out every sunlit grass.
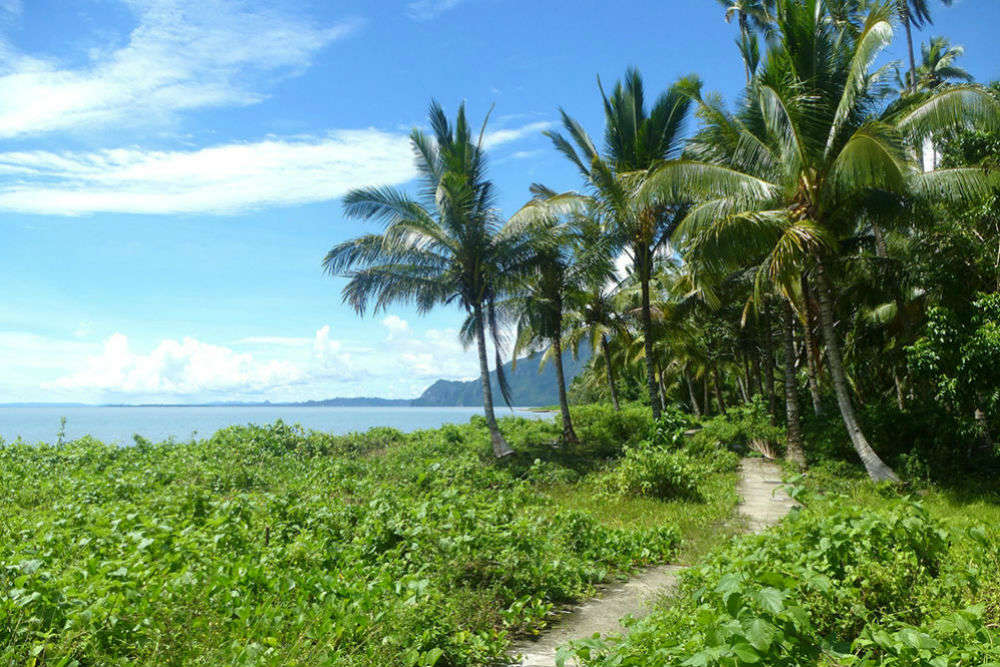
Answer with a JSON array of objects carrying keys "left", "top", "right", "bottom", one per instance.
[{"left": 540, "top": 470, "right": 741, "bottom": 564}]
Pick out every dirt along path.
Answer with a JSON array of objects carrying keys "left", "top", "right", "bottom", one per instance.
[{"left": 508, "top": 457, "right": 795, "bottom": 666}]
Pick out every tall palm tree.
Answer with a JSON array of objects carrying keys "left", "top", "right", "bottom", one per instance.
[
  {"left": 538, "top": 70, "right": 700, "bottom": 419},
  {"left": 676, "top": 0, "right": 1000, "bottom": 480},
  {"left": 323, "top": 101, "right": 536, "bottom": 458},
  {"left": 894, "top": 0, "right": 955, "bottom": 93},
  {"left": 716, "top": 0, "right": 776, "bottom": 82},
  {"left": 505, "top": 189, "right": 617, "bottom": 445}
]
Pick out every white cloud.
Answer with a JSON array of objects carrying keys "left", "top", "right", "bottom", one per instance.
[
  {"left": 483, "top": 121, "right": 552, "bottom": 148},
  {"left": 381, "top": 315, "right": 410, "bottom": 338},
  {"left": 0, "top": 118, "right": 550, "bottom": 215},
  {"left": 407, "top": 0, "right": 464, "bottom": 20},
  {"left": 0, "top": 130, "right": 414, "bottom": 215},
  {"left": 47, "top": 333, "right": 304, "bottom": 395},
  {"left": 0, "top": 0, "right": 360, "bottom": 138},
  {"left": 24, "top": 322, "right": 502, "bottom": 403}
]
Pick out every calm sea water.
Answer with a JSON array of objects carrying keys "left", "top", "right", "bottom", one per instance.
[{"left": 0, "top": 406, "right": 548, "bottom": 446}]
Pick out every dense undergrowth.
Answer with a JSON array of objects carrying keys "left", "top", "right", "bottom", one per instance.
[
  {"left": 564, "top": 465, "right": 1000, "bottom": 667},
  {"left": 0, "top": 404, "right": 737, "bottom": 667}
]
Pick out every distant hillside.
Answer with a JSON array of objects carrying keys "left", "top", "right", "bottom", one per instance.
[
  {"left": 293, "top": 397, "right": 411, "bottom": 407},
  {"left": 411, "top": 343, "right": 590, "bottom": 407}
]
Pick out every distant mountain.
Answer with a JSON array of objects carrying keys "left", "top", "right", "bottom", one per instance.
[
  {"left": 411, "top": 343, "right": 590, "bottom": 407},
  {"left": 292, "top": 397, "right": 411, "bottom": 407}
]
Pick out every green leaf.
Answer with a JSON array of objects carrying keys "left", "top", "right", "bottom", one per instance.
[
  {"left": 755, "top": 587, "right": 785, "bottom": 614},
  {"left": 732, "top": 642, "right": 761, "bottom": 663},
  {"left": 747, "top": 619, "right": 775, "bottom": 652}
]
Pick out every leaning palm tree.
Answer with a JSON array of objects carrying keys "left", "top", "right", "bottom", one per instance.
[
  {"left": 323, "top": 101, "right": 536, "bottom": 458},
  {"left": 676, "top": 0, "right": 1000, "bottom": 480},
  {"left": 538, "top": 70, "right": 699, "bottom": 419}
]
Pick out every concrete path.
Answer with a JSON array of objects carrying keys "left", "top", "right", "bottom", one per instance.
[
  {"left": 508, "top": 457, "right": 794, "bottom": 667},
  {"left": 736, "top": 457, "right": 798, "bottom": 533}
]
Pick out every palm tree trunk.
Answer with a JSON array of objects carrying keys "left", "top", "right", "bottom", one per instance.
[
  {"left": 782, "top": 300, "right": 806, "bottom": 468},
  {"left": 473, "top": 302, "right": 513, "bottom": 457},
  {"left": 762, "top": 309, "right": 777, "bottom": 422},
  {"left": 814, "top": 260, "right": 898, "bottom": 481},
  {"left": 902, "top": 5, "right": 918, "bottom": 92},
  {"left": 685, "top": 370, "right": 702, "bottom": 416},
  {"left": 740, "top": 14, "right": 751, "bottom": 84},
  {"left": 703, "top": 378, "right": 711, "bottom": 417},
  {"left": 640, "top": 256, "right": 662, "bottom": 419},
  {"left": 801, "top": 282, "right": 824, "bottom": 415},
  {"left": 551, "top": 333, "right": 579, "bottom": 446},
  {"left": 737, "top": 373, "right": 750, "bottom": 403},
  {"left": 712, "top": 366, "right": 727, "bottom": 412},
  {"left": 601, "top": 335, "right": 621, "bottom": 412}
]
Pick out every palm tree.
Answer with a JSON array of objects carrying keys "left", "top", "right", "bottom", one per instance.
[
  {"left": 894, "top": 0, "right": 955, "bottom": 93},
  {"left": 506, "top": 189, "right": 617, "bottom": 445},
  {"left": 676, "top": 0, "right": 1000, "bottom": 480},
  {"left": 911, "top": 36, "right": 973, "bottom": 91},
  {"left": 323, "top": 101, "right": 537, "bottom": 458},
  {"left": 539, "top": 70, "right": 700, "bottom": 419},
  {"left": 716, "top": 0, "right": 775, "bottom": 82},
  {"left": 555, "top": 208, "right": 631, "bottom": 413}
]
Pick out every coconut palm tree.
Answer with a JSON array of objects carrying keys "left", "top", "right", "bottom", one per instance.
[
  {"left": 894, "top": 0, "right": 955, "bottom": 93},
  {"left": 504, "top": 189, "right": 617, "bottom": 445},
  {"left": 909, "top": 36, "right": 973, "bottom": 91},
  {"left": 323, "top": 101, "right": 538, "bottom": 458},
  {"left": 675, "top": 0, "right": 1000, "bottom": 480},
  {"left": 538, "top": 70, "right": 700, "bottom": 419},
  {"left": 716, "top": 0, "right": 776, "bottom": 81}
]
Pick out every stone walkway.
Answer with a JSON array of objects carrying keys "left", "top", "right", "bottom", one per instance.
[{"left": 508, "top": 457, "right": 794, "bottom": 666}]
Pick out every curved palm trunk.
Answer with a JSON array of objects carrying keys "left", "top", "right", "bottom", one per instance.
[
  {"left": 640, "top": 255, "right": 662, "bottom": 419},
  {"left": 473, "top": 302, "right": 513, "bottom": 458},
  {"left": 550, "top": 333, "right": 579, "bottom": 446},
  {"left": 782, "top": 300, "right": 806, "bottom": 468},
  {"left": 601, "top": 335, "right": 621, "bottom": 412},
  {"left": 685, "top": 370, "right": 701, "bottom": 417},
  {"left": 814, "top": 260, "right": 898, "bottom": 481}
]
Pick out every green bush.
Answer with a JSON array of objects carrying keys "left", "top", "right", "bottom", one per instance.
[
  {"left": 598, "top": 444, "right": 705, "bottom": 501},
  {"left": 0, "top": 418, "right": 680, "bottom": 667},
  {"left": 692, "top": 397, "right": 785, "bottom": 458},
  {"left": 568, "top": 403, "right": 655, "bottom": 458},
  {"left": 565, "top": 495, "right": 1000, "bottom": 667}
]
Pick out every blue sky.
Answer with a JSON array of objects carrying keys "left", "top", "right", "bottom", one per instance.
[{"left": 0, "top": 0, "right": 996, "bottom": 404}]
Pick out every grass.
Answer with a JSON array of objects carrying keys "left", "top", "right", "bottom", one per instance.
[{"left": 541, "top": 470, "right": 741, "bottom": 564}]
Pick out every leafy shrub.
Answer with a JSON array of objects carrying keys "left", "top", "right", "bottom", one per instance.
[
  {"left": 598, "top": 444, "right": 705, "bottom": 501},
  {"left": 692, "top": 397, "right": 786, "bottom": 459},
  {"left": 565, "top": 498, "right": 984, "bottom": 667},
  {"left": 0, "top": 418, "right": 681, "bottom": 667},
  {"left": 569, "top": 403, "right": 654, "bottom": 458}
]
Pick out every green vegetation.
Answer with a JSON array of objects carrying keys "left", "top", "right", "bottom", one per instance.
[
  {"left": 0, "top": 408, "right": 737, "bottom": 667},
  {"left": 564, "top": 468, "right": 1000, "bottom": 666},
  {"left": 6, "top": 0, "right": 1000, "bottom": 665}
]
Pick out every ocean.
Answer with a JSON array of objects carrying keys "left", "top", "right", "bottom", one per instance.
[{"left": 0, "top": 405, "right": 549, "bottom": 446}]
